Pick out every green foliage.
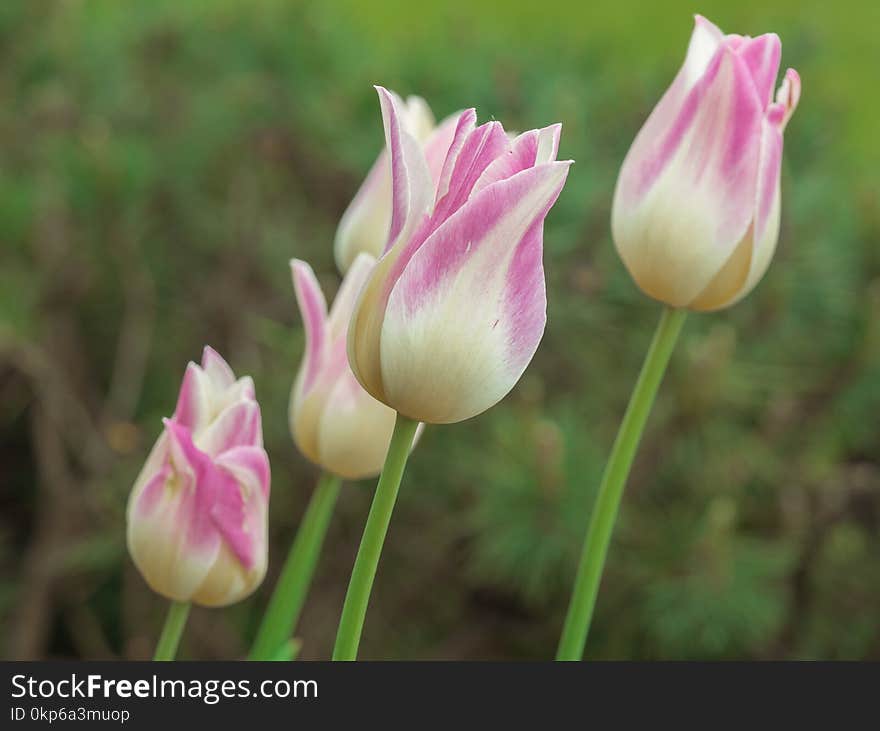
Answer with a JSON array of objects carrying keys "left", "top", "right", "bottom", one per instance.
[{"left": 1, "top": 0, "right": 878, "bottom": 659}]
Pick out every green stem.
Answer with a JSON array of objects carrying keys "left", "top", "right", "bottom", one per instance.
[
  {"left": 332, "top": 413, "right": 419, "bottom": 661},
  {"left": 153, "top": 601, "right": 190, "bottom": 661},
  {"left": 248, "top": 472, "right": 342, "bottom": 660},
  {"left": 557, "top": 306, "right": 686, "bottom": 660}
]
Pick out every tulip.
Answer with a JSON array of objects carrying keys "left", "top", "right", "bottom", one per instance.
[
  {"left": 290, "top": 253, "right": 415, "bottom": 479},
  {"left": 612, "top": 15, "right": 801, "bottom": 311},
  {"left": 332, "top": 87, "right": 570, "bottom": 661},
  {"left": 347, "top": 86, "right": 572, "bottom": 425},
  {"left": 127, "top": 347, "right": 270, "bottom": 609},
  {"left": 335, "top": 94, "right": 460, "bottom": 273},
  {"left": 559, "top": 17, "right": 802, "bottom": 661},
  {"left": 249, "top": 253, "right": 412, "bottom": 660},
  {"left": 248, "top": 256, "right": 419, "bottom": 661}
]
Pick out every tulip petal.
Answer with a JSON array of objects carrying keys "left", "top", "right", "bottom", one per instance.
[
  {"left": 128, "top": 440, "right": 173, "bottom": 519},
  {"left": 216, "top": 444, "right": 271, "bottom": 500},
  {"left": 736, "top": 115, "right": 784, "bottom": 304},
  {"left": 231, "top": 374, "right": 256, "bottom": 403},
  {"left": 472, "top": 130, "right": 533, "bottom": 192},
  {"left": 432, "top": 109, "right": 477, "bottom": 208},
  {"left": 334, "top": 150, "right": 393, "bottom": 271},
  {"left": 347, "top": 100, "right": 460, "bottom": 401},
  {"left": 196, "top": 400, "right": 263, "bottom": 456},
  {"left": 128, "top": 494, "right": 222, "bottom": 603},
  {"left": 317, "top": 372, "right": 399, "bottom": 479},
  {"left": 617, "top": 15, "right": 724, "bottom": 205},
  {"left": 403, "top": 95, "right": 436, "bottom": 142},
  {"left": 128, "top": 422, "right": 223, "bottom": 602},
  {"left": 423, "top": 112, "right": 461, "bottom": 183},
  {"left": 683, "top": 15, "right": 725, "bottom": 88},
  {"left": 686, "top": 227, "right": 754, "bottom": 311},
  {"left": 754, "top": 119, "right": 783, "bottom": 248},
  {"left": 431, "top": 120, "right": 510, "bottom": 223},
  {"left": 172, "top": 363, "right": 211, "bottom": 432},
  {"left": 735, "top": 33, "right": 781, "bottom": 107},
  {"left": 773, "top": 68, "right": 801, "bottom": 130},
  {"left": 291, "top": 260, "right": 333, "bottom": 463},
  {"left": 348, "top": 248, "right": 412, "bottom": 404},
  {"left": 291, "top": 259, "right": 328, "bottom": 394},
  {"left": 378, "top": 161, "right": 570, "bottom": 423},
  {"left": 212, "top": 445, "right": 271, "bottom": 570},
  {"left": 335, "top": 99, "right": 455, "bottom": 273},
  {"left": 730, "top": 70, "right": 798, "bottom": 306},
  {"left": 536, "top": 123, "right": 562, "bottom": 164},
  {"left": 376, "top": 86, "right": 434, "bottom": 256},
  {"left": 691, "top": 103, "right": 787, "bottom": 313},
  {"left": 327, "top": 253, "right": 376, "bottom": 340},
  {"left": 471, "top": 123, "right": 564, "bottom": 194},
  {"left": 189, "top": 544, "right": 260, "bottom": 608},
  {"left": 201, "top": 346, "right": 236, "bottom": 390}
]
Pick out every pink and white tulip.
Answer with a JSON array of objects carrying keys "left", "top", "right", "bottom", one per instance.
[
  {"left": 612, "top": 15, "right": 801, "bottom": 311},
  {"left": 347, "top": 86, "right": 571, "bottom": 424},
  {"left": 291, "top": 254, "right": 417, "bottom": 479},
  {"left": 334, "top": 93, "right": 460, "bottom": 273},
  {"left": 127, "top": 348, "right": 270, "bottom": 608}
]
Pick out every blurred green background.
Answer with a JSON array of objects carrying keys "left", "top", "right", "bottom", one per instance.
[{"left": 2, "top": 0, "right": 879, "bottom": 660}]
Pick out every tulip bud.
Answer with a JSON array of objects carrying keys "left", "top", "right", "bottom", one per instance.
[
  {"left": 347, "top": 86, "right": 571, "bottom": 424},
  {"left": 291, "top": 254, "right": 418, "bottom": 478},
  {"left": 334, "top": 93, "right": 460, "bottom": 273},
  {"left": 612, "top": 15, "right": 801, "bottom": 311},
  {"left": 127, "top": 347, "right": 270, "bottom": 608}
]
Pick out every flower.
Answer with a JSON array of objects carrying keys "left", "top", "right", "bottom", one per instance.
[
  {"left": 334, "top": 93, "right": 460, "bottom": 273},
  {"left": 290, "top": 254, "right": 417, "bottom": 478},
  {"left": 127, "top": 347, "right": 270, "bottom": 608},
  {"left": 347, "top": 86, "right": 571, "bottom": 424},
  {"left": 611, "top": 15, "right": 801, "bottom": 311}
]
